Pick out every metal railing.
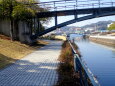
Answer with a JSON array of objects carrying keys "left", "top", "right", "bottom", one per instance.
[
  {"left": 68, "top": 39, "right": 100, "bottom": 86},
  {"left": 36, "top": 0, "right": 115, "bottom": 11}
]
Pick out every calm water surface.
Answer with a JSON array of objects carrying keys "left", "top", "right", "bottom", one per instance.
[{"left": 70, "top": 34, "right": 115, "bottom": 86}]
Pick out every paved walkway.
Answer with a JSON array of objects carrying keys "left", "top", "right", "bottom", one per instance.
[{"left": 0, "top": 40, "right": 62, "bottom": 86}]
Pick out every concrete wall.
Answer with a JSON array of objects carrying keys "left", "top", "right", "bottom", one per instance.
[
  {"left": 0, "top": 20, "right": 10, "bottom": 36},
  {"left": 0, "top": 20, "right": 34, "bottom": 44},
  {"left": 18, "top": 21, "right": 33, "bottom": 44},
  {"left": 89, "top": 36, "right": 115, "bottom": 46}
]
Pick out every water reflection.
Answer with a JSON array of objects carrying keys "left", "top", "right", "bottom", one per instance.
[
  {"left": 112, "top": 51, "right": 115, "bottom": 58},
  {"left": 70, "top": 34, "right": 115, "bottom": 86}
]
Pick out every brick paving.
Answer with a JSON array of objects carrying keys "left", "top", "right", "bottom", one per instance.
[{"left": 0, "top": 40, "right": 62, "bottom": 86}]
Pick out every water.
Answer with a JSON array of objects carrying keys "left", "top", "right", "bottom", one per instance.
[{"left": 70, "top": 34, "right": 115, "bottom": 86}]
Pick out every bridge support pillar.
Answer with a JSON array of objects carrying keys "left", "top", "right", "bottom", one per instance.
[
  {"left": 55, "top": 15, "right": 57, "bottom": 27},
  {"left": 74, "top": 10, "right": 78, "bottom": 19},
  {"left": 74, "top": 14, "right": 78, "bottom": 19},
  {"left": 37, "top": 18, "right": 40, "bottom": 33}
]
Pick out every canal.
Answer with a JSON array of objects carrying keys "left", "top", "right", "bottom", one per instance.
[{"left": 70, "top": 34, "right": 115, "bottom": 86}]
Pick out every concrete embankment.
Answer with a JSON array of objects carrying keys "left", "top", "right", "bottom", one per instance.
[{"left": 89, "top": 35, "right": 115, "bottom": 47}]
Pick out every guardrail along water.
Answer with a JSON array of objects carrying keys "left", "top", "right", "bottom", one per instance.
[
  {"left": 69, "top": 34, "right": 115, "bottom": 86},
  {"left": 68, "top": 40, "right": 100, "bottom": 86}
]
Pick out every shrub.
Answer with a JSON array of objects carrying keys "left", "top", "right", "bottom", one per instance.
[{"left": 56, "top": 41, "right": 80, "bottom": 86}]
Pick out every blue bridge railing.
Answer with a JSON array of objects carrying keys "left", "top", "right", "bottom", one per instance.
[
  {"left": 37, "top": 0, "right": 115, "bottom": 11},
  {"left": 68, "top": 40, "right": 100, "bottom": 86}
]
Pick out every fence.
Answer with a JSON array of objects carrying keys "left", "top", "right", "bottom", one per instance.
[{"left": 68, "top": 39, "right": 100, "bottom": 86}]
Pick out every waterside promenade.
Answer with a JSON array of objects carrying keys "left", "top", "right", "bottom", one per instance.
[
  {"left": 90, "top": 35, "right": 115, "bottom": 40},
  {"left": 0, "top": 40, "right": 62, "bottom": 86},
  {"left": 89, "top": 35, "right": 115, "bottom": 46}
]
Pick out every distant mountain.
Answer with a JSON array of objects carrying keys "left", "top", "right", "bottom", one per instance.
[
  {"left": 45, "top": 21, "right": 113, "bottom": 34},
  {"left": 61, "top": 26, "right": 77, "bottom": 29},
  {"left": 60, "top": 26, "right": 79, "bottom": 33},
  {"left": 81, "top": 20, "right": 113, "bottom": 30}
]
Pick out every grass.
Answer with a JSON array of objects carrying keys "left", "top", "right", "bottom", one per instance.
[
  {"left": 0, "top": 34, "right": 49, "bottom": 69},
  {"left": 0, "top": 54, "right": 15, "bottom": 69},
  {"left": 55, "top": 41, "right": 80, "bottom": 86}
]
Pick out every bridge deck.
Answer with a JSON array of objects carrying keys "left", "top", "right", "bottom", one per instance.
[
  {"left": 37, "top": 7, "right": 115, "bottom": 18},
  {"left": 0, "top": 40, "right": 62, "bottom": 86}
]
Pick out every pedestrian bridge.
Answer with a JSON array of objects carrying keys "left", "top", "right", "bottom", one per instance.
[{"left": 32, "top": 0, "right": 115, "bottom": 38}]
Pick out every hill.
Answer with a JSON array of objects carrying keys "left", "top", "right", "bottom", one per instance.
[
  {"left": 56, "top": 21, "right": 113, "bottom": 34},
  {"left": 59, "top": 26, "right": 78, "bottom": 34},
  {"left": 81, "top": 20, "right": 113, "bottom": 30}
]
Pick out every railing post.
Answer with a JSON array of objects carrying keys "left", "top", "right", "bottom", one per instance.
[
  {"left": 54, "top": 1, "right": 56, "bottom": 11},
  {"left": 112, "top": 2, "right": 113, "bottom": 7},
  {"left": 53, "top": 1, "right": 57, "bottom": 28},
  {"left": 74, "top": 54, "right": 83, "bottom": 85},
  {"left": 76, "top": 0, "right": 77, "bottom": 9},
  {"left": 74, "top": 0, "right": 78, "bottom": 19},
  {"left": 74, "top": 54, "right": 79, "bottom": 72},
  {"left": 98, "top": 0, "right": 100, "bottom": 8},
  {"left": 65, "top": 0, "right": 66, "bottom": 10}
]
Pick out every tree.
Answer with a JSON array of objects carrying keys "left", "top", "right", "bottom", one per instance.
[
  {"left": 0, "top": 0, "right": 18, "bottom": 40},
  {"left": 12, "top": 4, "right": 35, "bottom": 21},
  {"left": 108, "top": 22, "right": 115, "bottom": 31},
  {"left": 0, "top": 0, "right": 50, "bottom": 41}
]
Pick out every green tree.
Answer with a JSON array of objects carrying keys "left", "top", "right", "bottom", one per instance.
[
  {"left": 0, "top": 0, "right": 16, "bottom": 19},
  {"left": 108, "top": 22, "right": 115, "bottom": 31},
  {"left": 12, "top": 4, "right": 35, "bottom": 21},
  {"left": 0, "top": 0, "right": 50, "bottom": 40},
  {"left": 0, "top": 0, "right": 17, "bottom": 40}
]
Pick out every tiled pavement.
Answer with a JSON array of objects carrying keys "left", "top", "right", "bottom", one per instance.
[{"left": 0, "top": 40, "right": 62, "bottom": 86}]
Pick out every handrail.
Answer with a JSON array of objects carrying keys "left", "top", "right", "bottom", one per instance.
[
  {"left": 68, "top": 39, "right": 100, "bottom": 86},
  {"left": 24, "top": 0, "right": 115, "bottom": 11},
  {"left": 36, "top": 0, "right": 115, "bottom": 11}
]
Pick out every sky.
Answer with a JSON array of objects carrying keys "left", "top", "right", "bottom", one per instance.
[{"left": 39, "top": 0, "right": 115, "bottom": 27}]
